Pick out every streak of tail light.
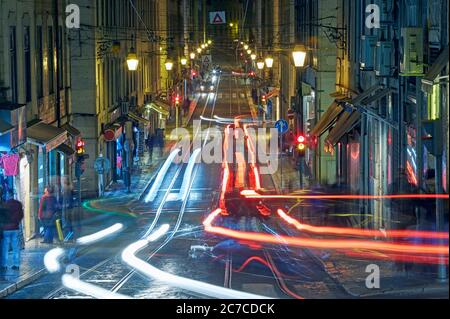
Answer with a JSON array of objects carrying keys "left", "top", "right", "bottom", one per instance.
[
  {"left": 144, "top": 148, "right": 180, "bottom": 202},
  {"left": 203, "top": 209, "right": 448, "bottom": 255},
  {"left": 179, "top": 148, "right": 201, "bottom": 201},
  {"left": 76, "top": 223, "right": 124, "bottom": 245},
  {"left": 240, "top": 189, "right": 448, "bottom": 200},
  {"left": 62, "top": 274, "right": 131, "bottom": 299},
  {"left": 44, "top": 248, "right": 65, "bottom": 273},
  {"left": 264, "top": 252, "right": 304, "bottom": 300},
  {"left": 121, "top": 224, "right": 271, "bottom": 299},
  {"left": 277, "top": 209, "right": 449, "bottom": 239}
]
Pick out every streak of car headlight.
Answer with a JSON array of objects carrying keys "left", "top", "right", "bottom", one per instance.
[
  {"left": 200, "top": 85, "right": 205, "bottom": 91},
  {"left": 121, "top": 225, "right": 271, "bottom": 299},
  {"left": 144, "top": 148, "right": 180, "bottom": 203},
  {"left": 212, "top": 76, "right": 217, "bottom": 83},
  {"left": 62, "top": 274, "right": 131, "bottom": 299},
  {"left": 76, "top": 223, "right": 124, "bottom": 245},
  {"left": 178, "top": 148, "right": 201, "bottom": 201},
  {"left": 44, "top": 248, "right": 65, "bottom": 273}
]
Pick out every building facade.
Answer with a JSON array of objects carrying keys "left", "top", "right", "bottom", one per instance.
[{"left": 1, "top": 0, "right": 77, "bottom": 240}]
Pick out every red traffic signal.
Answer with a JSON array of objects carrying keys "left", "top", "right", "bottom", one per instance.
[
  {"left": 76, "top": 138, "right": 85, "bottom": 155},
  {"left": 296, "top": 135, "right": 307, "bottom": 153},
  {"left": 297, "top": 135, "right": 305, "bottom": 143},
  {"left": 175, "top": 95, "right": 180, "bottom": 105}
]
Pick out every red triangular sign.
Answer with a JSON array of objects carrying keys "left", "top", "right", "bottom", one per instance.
[{"left": 213, "top": 14, "right": 223, "bottom": 23}]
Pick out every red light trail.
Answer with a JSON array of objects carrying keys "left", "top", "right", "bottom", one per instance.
[
  {"left": 277, "top": 209, "right": 449, "bottom": 240},
  {"left": 240, "top": 190, "right": 449, "bottom": 200},
  {"left": 203, "top": 209, "right": 448, "bottom": 256}
]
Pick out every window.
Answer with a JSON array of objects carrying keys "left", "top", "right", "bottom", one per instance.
[
  {"left": 24, "top": 26, "right": 32, "bottom": 102},
  {"left": 9, "top": 26, "right": 18, "bottom": 103},
  {"left": 36, "top": 26, "right": 44, "bottom": 98},
  {"left": 48, "top": 26, "right": 54, "bottom": 94}
]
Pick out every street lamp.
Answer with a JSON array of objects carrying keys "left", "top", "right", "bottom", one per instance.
[
  {"left": 292, "top": 47, "right": 307, "bottom": 67},
  {"left": 244, "top": 44, "right": 249, "bottom": 50},
  {"left": 201, "top": 44, "right": 206, "bottom": 49},
  {"left": 165, "top": 60, "right": 174, "bottom": 71},
  {"left": 257, "top": 60, "right": 265, "bottom": 70},
  {"left": 181, "top": 57, "right": 188, "bottom": 66},
  {"left": 229, "top": 23, "right": 234, "bottom": 27},
  {"left": 251, "top": 54, "right": 257, "bottom": 61},
  {"left": 247, "top": 49, "right": 252, "bottom": 55},
  {"left": 197, "top": 48, "right": 202, "bottom": 54},
  {"left": 190, "top": 52, "right": 196, "bottom": 60},
  {"left": 126, "top": 50, "right": 139, "bottom": 71},
  {"left": 207, "top": 40, "right": 212, "bottom": 45},
  {"left": 265, "top": 56, "right": 274, "bottom": 68}
]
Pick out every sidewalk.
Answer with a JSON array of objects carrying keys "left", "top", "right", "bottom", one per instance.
[{"left": 0, "top": 147, "right": 174, "bottom": 299}]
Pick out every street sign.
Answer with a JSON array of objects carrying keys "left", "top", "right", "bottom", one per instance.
[
  {"left": 104, "top": 129, "right": 115, "bottom": 142},
  {"left": 209, "top": 11, "right": 226, "bottom": 24},
  {"left": 202, "top": 55, "right": 212, "bottom": 70},
  {"left": 275, "top": 119, "right": 289, "bottom": 134}
]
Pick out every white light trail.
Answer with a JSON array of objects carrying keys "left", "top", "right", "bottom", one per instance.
[
  {"left": 178, "top": 148, "right": 201, "bottom": 201},
  {"left": 122, "top": 225, "right": 271, "bottom": 299},
  {"left": 76, "top": 223, "right": 124, "bottom": 245},
  {"left": 144, "top": 148, "right": 181, "bottom": 202},
  {"left": 62, "top": 274, "right": 131, "bottom": 299},
  {"left": 44, "top": 248, "right": 65, "bottom": 273}
]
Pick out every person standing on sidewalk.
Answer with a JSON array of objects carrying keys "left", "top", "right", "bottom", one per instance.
[
  {"left": 1, "top": 190, "right": 24, "bottom": 270},
  {"left": 38, "top": 186, "right": 59, "bottom": 244}
]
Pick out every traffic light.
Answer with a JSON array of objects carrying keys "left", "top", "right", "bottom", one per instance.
[
  {"left": 175, "top": 95, "right": 180, "bottom": 106},
  {"left": 422, "top": 119, "right": 443, "bottom": 156},
  {"left": 296, "top": 134, "right": 307, "bottom": 157},
  {"left": 75, "top": 138, "right": 85, "bottom": 155},
  {"left": 261, "top": 95, "right": 267, "bottom": 104}
]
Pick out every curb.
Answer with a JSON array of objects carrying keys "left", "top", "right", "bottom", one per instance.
[{"left": 0, "top": 268, "right": 47, "bottom": 298}]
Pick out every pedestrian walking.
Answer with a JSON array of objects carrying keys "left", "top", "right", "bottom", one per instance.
[
  {"left": 1, "top": 190, "right": 24, "bottom": 270},
  {"left": 61, "top": 179, "right": 74, "bottom": 240},
  {"left": 38, "top": 186, "right": 59, "bottom": 244}
]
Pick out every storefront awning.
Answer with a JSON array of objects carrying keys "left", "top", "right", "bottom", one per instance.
[
  {"left": 27, "top": 122, "right": 67, "bottom": 152},
  {"left": 0, "top": 118, "right": 14, "bottom": 136},
  {"left": 128, "top": 111, "right": 150, "bottom": 124},
  {"left": 421, "top": 45, "right": 449, "bottom": 92},
  {"left": 310, "top": 101, "right": 344, "bottom": 137},
  {"left": 326, "top": 110, "right": 361, "bottom": 146},
  {"left": 61, "top": 123, "right": 81, "bottom": 137},
  {"left": 147, "top": 101, "right": 170, "bottom": 117},
  {"left": 56, "top": 143, "right": 75, "bottom": 156}
]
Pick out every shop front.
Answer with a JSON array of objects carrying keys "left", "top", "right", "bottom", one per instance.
[
  {"left": 26, "top": 121, "right": 77, "bottom": 239},
  {"left": 0, "top": 102, "right": 28, "bottom": 237}
]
